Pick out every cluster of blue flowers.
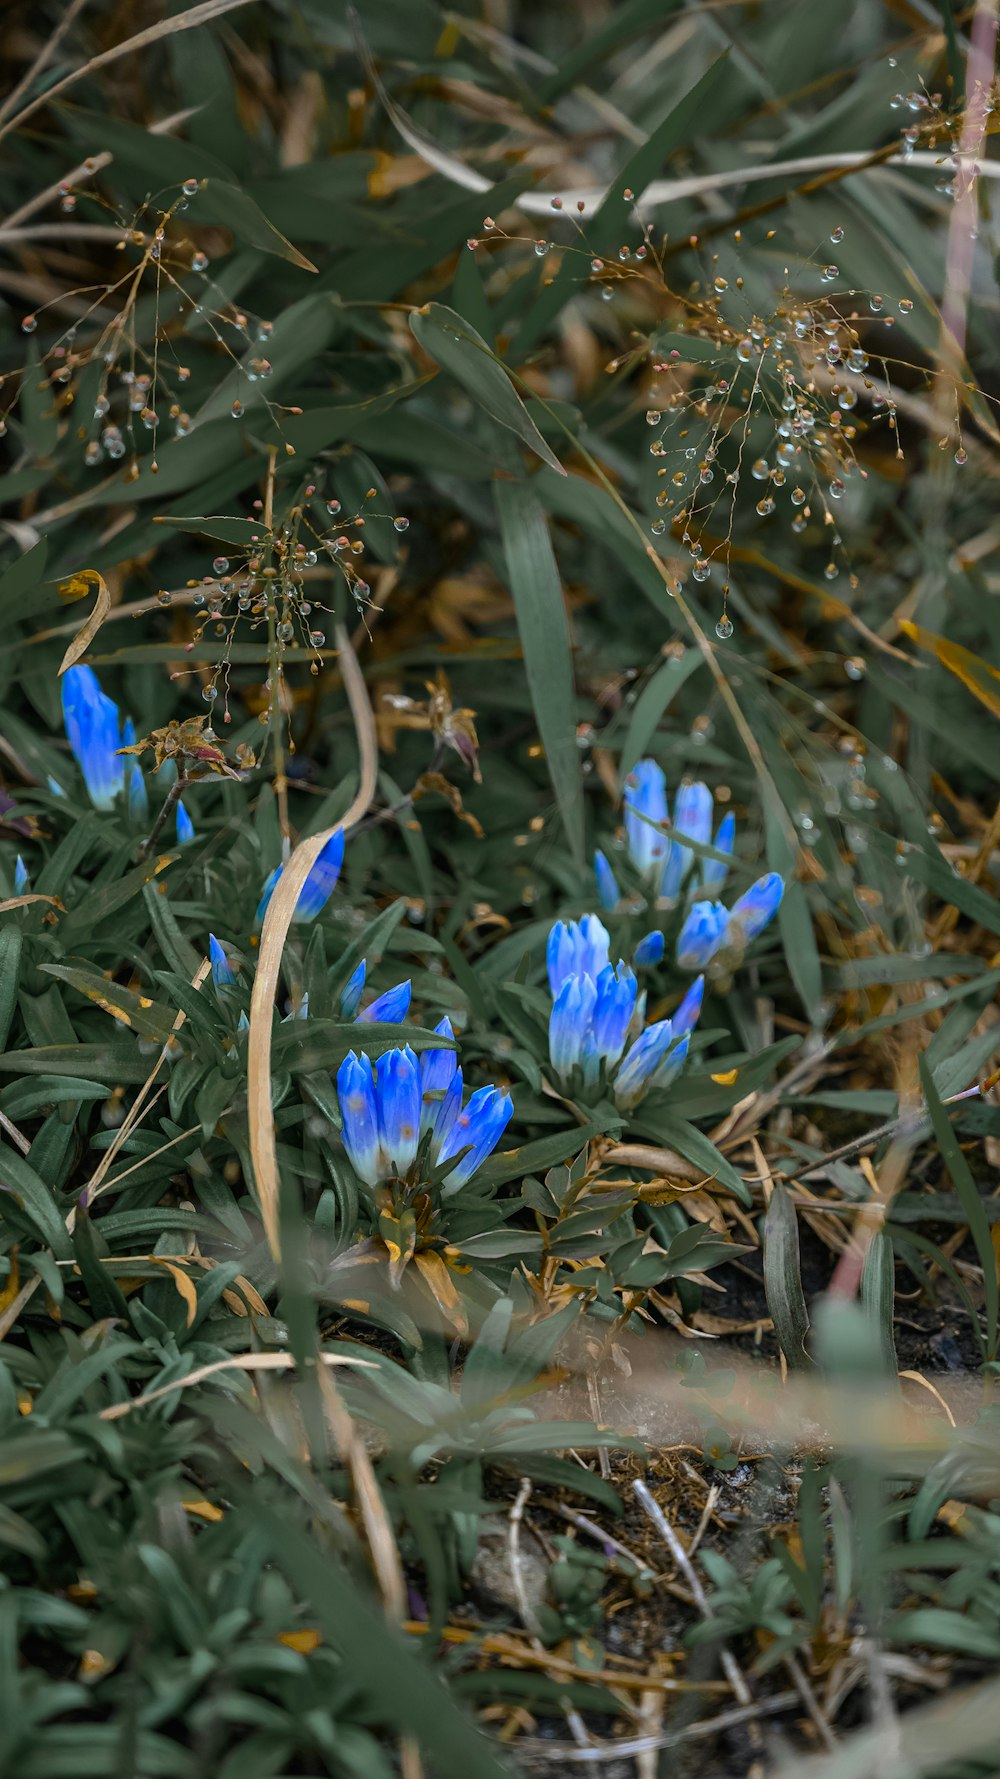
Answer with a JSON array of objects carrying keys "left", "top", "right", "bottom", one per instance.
[
  {"left": 337, "top": 1023, "right": 512, "bottom": 1193},
  {"left": 595, "top": 757, "right": 784, "bottom": 974},
  {"left": 547, "top": 914, "right": 704, "bottom": 1110}
]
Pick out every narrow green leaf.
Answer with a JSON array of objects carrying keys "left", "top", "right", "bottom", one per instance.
[
  {"left": 411, "top": 304, "right": 566, "bottom": 476},
  {"left": 919, "top": 1053, "right": 998, "bottom": 1359},
  {"left": 763, "top": 1186, "right": 811, "bottom": 1368},
  {"left": 495, "top": 478, "right": 584, "bottom": 863}
]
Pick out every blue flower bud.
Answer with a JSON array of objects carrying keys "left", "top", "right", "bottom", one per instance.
[
  {"left": 624, "top": 758, "right": 669, "bottom": 880},
  {"left": 727, "top": 871, "right": 784, "bottom": 942},
  {"left": 61, "top": 664, "right": 127, "bottom": 810},
  {"left": 614, "top": 1018, "right": 676, "bottom": 1109},
  {"left": 650, "top": 1031, "right": 689, "bottom": 1093},
  {"left": 594, "top": 849, "right": 621, "bottom": 911},
  {"left": 677, "top": 900, "right": 728, "bottom": 971},
  {"left": 702, "top": 809, "right": 735, "bottom": 891},
  {"left": 376, "top": 1045, "right": 421, "bottom": 1175},
  {"left": 437, "top": 1084, "right": 513, "bottom": 1191},
  {"left": 176, "top": 799, "right": 195, "bottom": 845},
  {"left": 357, "top": 980, "right": 411, "bottom": 1024},
  {"left": 546, "top": 914, "right": 610, "bottom": 996},
  {"left": 209, "top": 934, "right": 235, "bottom": 986},
  {"left": 13, "top": 856, "right": 28, "bottom": 896},
  {"left": 340, "top": 959, "right": 366, "bottom": 1019},
  {"left": 255, "top": 829, "right": 345, "bottom": 927},
  {"left": 633, "top": 929, "right": 664, "bottom": 968},
  {"left": 336, "top": 1049, "right": 381, "bottom": 1186},
  {"left": 672, "top": 975, "right": 704, "bottom": 1038},
  {"left": 592, "top": 962, "right": 637, "bottom": 1066}
]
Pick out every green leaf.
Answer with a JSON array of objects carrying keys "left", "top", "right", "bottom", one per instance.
[
  {"left": 860, "top": 1229, "right": 898, "bottom": 1379},
  {"left": 0, "top": 536, "right": 49, "bottom": 625},
  {"left": 763, "top": 1186, "right": 811, "bottom": 1369},
  {"left": 920, "top": 1053, "right": 998, "bottom": 1360},
  {"left": 619, "top": 651, "right": 703, "bottom": 782},
  {"left": 411, "top": 304, "right": 566, "bottom": 476},
  {"left": 0, "top": 1146, "right": 71, "bottom": 1255},
  {"left": 495, "top": 478, "right": 584, "bottom": 864},
  {"left": 477, "top": 1122, "right": 610, "bottom": 1189},
  {"left": 0, "top": 928, "right": 22, "bottom": 1054}
]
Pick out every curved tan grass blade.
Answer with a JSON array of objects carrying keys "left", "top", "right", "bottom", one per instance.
[{"left": 248, "top": 622, "right": 377, "bottom": 1260}]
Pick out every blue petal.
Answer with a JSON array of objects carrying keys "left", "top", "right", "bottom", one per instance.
[
  {"left": 702, "top": 810, "right": 735, "bottom": 891},
  {"left": 340, "top": 959, "right": 366, "bottom": 1019},
  {"left": 61, "top": 664, "right": 125, "bottom": 810},
  {"left": 376, "top": 1045, "right": 421, "bottom": 1175},
  {"left": 614, "top": 1018, "right": 676, "bottom": 1109},
  {"left": 14, "top": 855, "right": 28, "bottom": 895},
  {"left": 624, "top": 758, "right": 669, "bottom": 880},
  {"left": 336, "top": 1049, "right": 381, "bottom": 1186},
  {"left": 176, "top": 799, "right": 195, "bottom": 845},
  {"left": 357, "top": 980, "right": 411, "bottom": 1025},
  {"left": 47, "top": 776, "right": 66, "bottom": 798},
  {"left": 633, "top": 930, "right": 664, "bottom": 968},
  {"left": 672, "top": 975, "right": 704, "bottom": 1038},
  {"left": 592, "top": 962, "right": 637, "bottom": 1065},
  {"left": 438, "top": 1084, "right": 513, "bottom": 1191},
  {"left": 727, "top": 871, "right": 784, "bottom": 942},
  {"left": 209, "top": 934, "right": 235, "bottom": 986},
  {"left": 294, "top": 829, "right": 345, "bottom": 923},
  {"left": 676, "top": 900, "right": 728, "bottom": 971},
  {"left": 546, "top": 920, "right": 576, "bottom": 997},
  {"left": 431, "top": 1067, "right": 464, "bottom": 1158},
  {"left": 420, "top": 1016, "right": 459, "bottom": 1140},
  {"left": 237, "top": 1011, "right": 250, "bottom": 1034},
  {"left": 594, "top": 849, "right": 621, "bottom": 911}
]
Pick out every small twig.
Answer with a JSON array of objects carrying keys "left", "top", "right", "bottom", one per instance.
[
  {"left": 509, "top": 1478, "right": 544, "bottom": 1643},
  {"left": 512, "top": 1691, "right": 800, "bottom": 1761},
  {"left": 0, "top": 1111, "right": 31, "bottom": 1156},
  {"left": 138, "top": 774, "right": 189, "bottom": 859},
  {"left": 632, "top": 1479, "right": 754, "bottom": 1711}
]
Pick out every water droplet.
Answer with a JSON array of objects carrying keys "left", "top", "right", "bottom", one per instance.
[
  {"left": 736, "top": 338, "right": 753, "bottom": 362},
  {"left": 650, "top": 519, "right": 666, "bottom": 535},
  {"left": 202, "top": 684, "right": 218, "bottom": 702},
  {"left": 645, "top": 410, "right": 661, "bottom": 426},
  {"left": 756, "top": 496, "right": 775, "bottom": 516},
  {"left": 715, "top": 616, "right": 734, "bottom": 640},
  {"left": 393, "top": 515, "right": 409, "bottom": 531},
  {"left": 309, "top": 629, "right": 325, "bottom": 647},
  {"left": 954, "top": 445, "right": 967, "bottom": 465},
  {"left": 21, "top": 314, "right": 37, "bottom": 333},
  {"left": 830, "top": 225, "right": 845, "bottom": 243},
  {"left": 820, "top": 266, "right": 839, "bottom": 284},
  {"left": 751, "top": 457, "right": 769, "bottom": 480},
  {"left": 844, "top": 656, "right": 866, "bottom": 680},
  {"left": 898, "top": 297, "right": 913, "bottom": 315},
  {"left": 692, "top": 559, "right": 711, "bottom": 581},
  {"left": 829, "top": 477, "right": 846, "bottom": 499},
  {"left": 713, "top": 275, "right": 728, "bottom": 292},
  {"left": 231, "top": 400, "right": 243, "bottom": 419},
  {"left": 182, "top": 178, "right": 199, "bottom": 197},
  {"left": 824, "top": 561, "right": 839, "bottom": 580},
  {"left": 869, "top": 294, "right": 884, "bottom": 313},
  {"left": 213, "top": 556, "right": 229, "bottom": 575}
]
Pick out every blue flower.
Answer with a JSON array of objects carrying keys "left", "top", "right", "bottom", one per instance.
[
  {"left": 677, "top": 901, "right": 729, "bottom": 971},
  {"left": 337, "top": 1050, "right": 382, "bottom": 1186},
  {"left": 209, "top": 934, "right": 235, "bottom": 986},
  {"left": 727, "top": 871, "right": 784, "bottom": 942},
  {"left": 335, "top": 1038, "right": 510, "bottom": 1192},
  {"left": 61, "top": 665, "right": 144, "bottom": 813},
  {"left": 613, "top": 1018, "right": 678, "bottom": 1109},
  {"left": 419, "top": 1017, "right": 460, "bottom": 1142},
  {"left": 14, "top": 856, "right": 28, "bottom": 896},
  {"left": 436, "top": 1083, "right": 513, "bottom": 1193},
  {"left": 340, "top": 960, "right": 367, "bottom": 1019},
  {"left": 549, "top": 974, "right": 597, "bottom": 1080},
  {"left": 592, "top": 962, "right": 637, "bottom": 1066},
  {"left": 624, "top": 759, "right": 669, "bottom": 880},
  {"left": 176, "top": 799, "right": 195, "bottom": 845},
  {"left": 376, "top": 1046, "right": 422, "bottom": 1176},
  {"left": 547, "top": 914, "right": 610, "bottom": 996},
  {"left": 633, "top": 930, "right": 664, "bottom": 968},
  {"left": 357, "top": 980, "right": 412, "bottom": 1024},
  {"left": 255, "top": 829, "right": 345, "bottom": 927},
  {"left": 594, "top": 848, "right": 621, "bottom": 911},
  {"left": 662, "top": 780, "right": 713, "bottom": 900}
]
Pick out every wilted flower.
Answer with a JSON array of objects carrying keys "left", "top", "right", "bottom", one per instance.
[
  {"left": 255, "top": 829, "right": 345, "bottom": 927},
  {"left": 61, "top": 664, "right": 147, "bottom": 817},
  {"left": 336, "top": 1034, "right": 512, "bottom": 1194},
  {"left": 677, "top": 872, "right": 784, "bottom": 971}
]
